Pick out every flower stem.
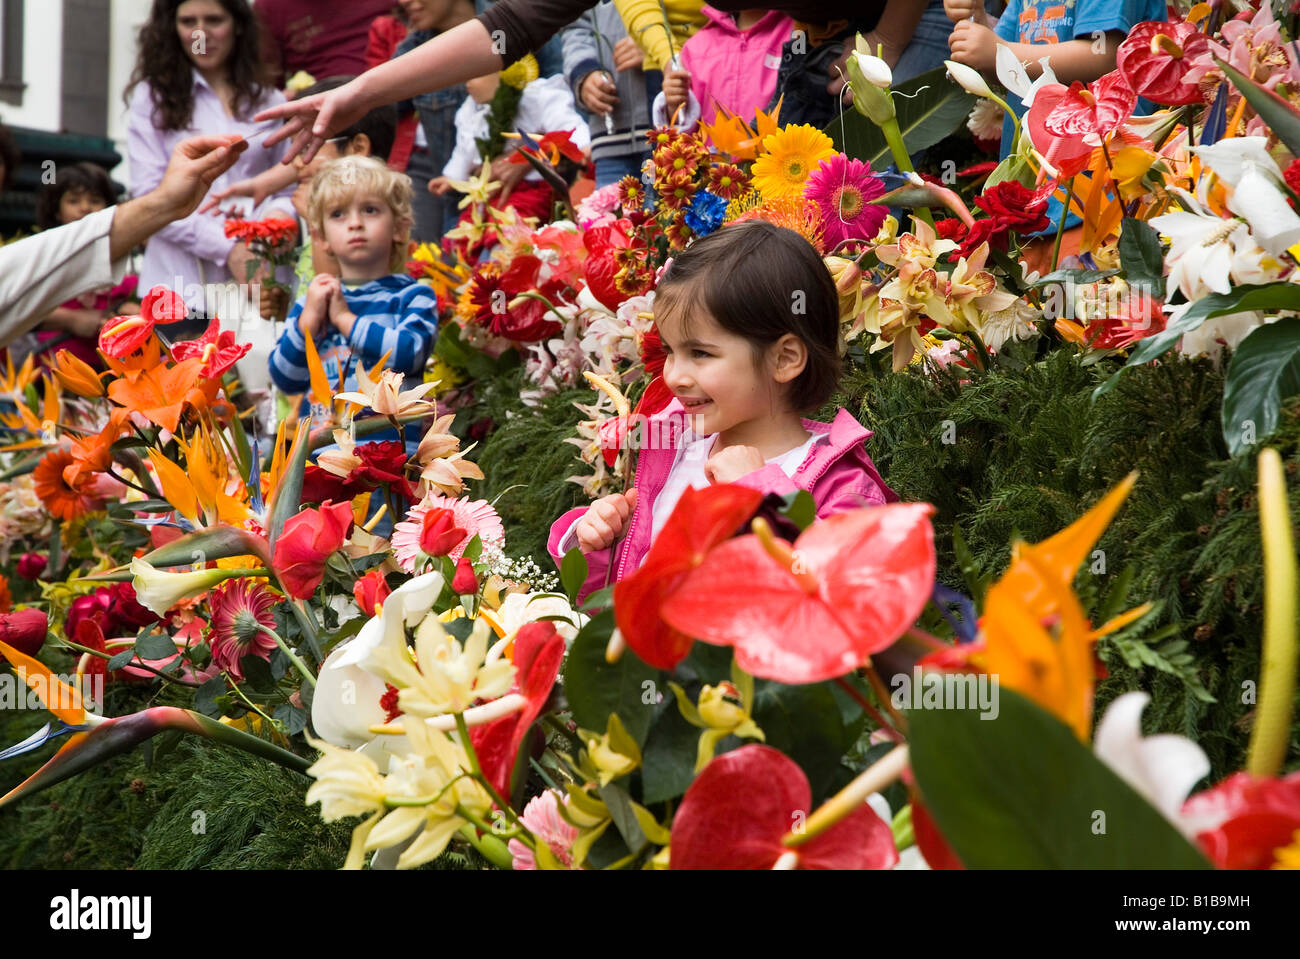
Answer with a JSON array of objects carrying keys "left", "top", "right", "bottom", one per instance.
[
  {"left": 834, "top": 675, "right": 904, "bottom": 742},
  {"left": 1246, "top": 448, "right": 1298, "bottom": 778},
  {"left": 1050, "top": 176, "right": 1075, "bottom": 272},
  {"left": 782, "top": 744, "right": 909, "bottom": 848},
  {"left": 880, "top": 119, "right": 934, "bottom": 229},
  {"left": 222, "top": 671, "right": 279, "bottom": 727},
  {"left": 256, "top": 624, "right": 316, "bottom": 688},
  {"left": 864, "top": 664, "right": 909, "bottom": 734}
]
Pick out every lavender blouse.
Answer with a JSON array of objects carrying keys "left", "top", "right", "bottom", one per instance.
[{"left": 126, "top": 71, "right": 297, "bottom": 313}]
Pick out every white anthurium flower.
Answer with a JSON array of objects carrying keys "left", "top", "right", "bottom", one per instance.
[
  {"left": 312, "top": 642, "right": 391, "bottom": 749},
  {"left": 945, "top": 60, "right": 992, "bottom": 98},
  {"left": 995, "top": 46, "right": 1057, "bottom": 107},
  {"left": 129, "top": 558, "right": 232, "bottom": 617},
  {"left": 332, "top": 570, "right": 445, "bottom": 670},
  {"left": 1093, "top": 691, "right": 1210, "bottom": 837}
]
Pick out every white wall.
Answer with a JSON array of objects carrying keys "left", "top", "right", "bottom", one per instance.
[
  {"left": 108, "top": 0, "right": 152, "bottom": 188},
  {"left": 0, "top": 0, "right": 63, "bottom": 132}
]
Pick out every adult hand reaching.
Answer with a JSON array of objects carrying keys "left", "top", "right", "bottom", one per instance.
[{"left": 256, "top": 77, "right": 370, "bottom": 167}]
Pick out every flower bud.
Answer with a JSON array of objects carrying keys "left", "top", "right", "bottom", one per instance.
[
  {"left": 451, "top": 557, "right": 478, "bottom": 595},
  {"left": 847, "top": 53, "right": 896, "bottom": 125},
  {"left": 945, "top": 60, "right": 993, "bottom": 99}
]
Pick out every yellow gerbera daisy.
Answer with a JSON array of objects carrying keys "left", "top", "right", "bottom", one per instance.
[{"left": 751, "top": 124, "right": 837, "bottom": 201}]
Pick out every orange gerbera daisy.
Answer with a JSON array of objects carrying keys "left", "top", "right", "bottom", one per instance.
[{"left": 33, "top": 448, "right": 104, "bottom": 521}]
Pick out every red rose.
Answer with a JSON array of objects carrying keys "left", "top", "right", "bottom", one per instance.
[
  {"left": 302, "top": 441, "right": 414, "bottom": 504},
  {"left": 974, "top": 181, "right": 1051, "bottom": 234},
  {"left": 272, "top": 501, "right": 355, "bottom": 599},
  {"left": 0, "top": 609, "right": 49, "bottom": 658},
  {"left": 419, "top": 507, "right": 468, "bottom": 557},
  {"left": 353, "top": 569, "right": 392, "bottom": 617},
  {"left": 16, "top": 553, "right": 47, "bottom": 580},
  {"left": 451, "top": 556, "right": 478, "bottom": 595}
]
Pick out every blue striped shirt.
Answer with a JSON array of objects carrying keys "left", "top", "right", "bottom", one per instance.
[{"left": 269, "top": 274, "right": 439, "bottom": 408}]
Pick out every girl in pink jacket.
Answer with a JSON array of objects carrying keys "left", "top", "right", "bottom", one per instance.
[
  {"left": 549, "top": 219, "right": 895, "bottom": 603},
  {"left": 655, "top": 7, "right": 794, "bottom": 128}
]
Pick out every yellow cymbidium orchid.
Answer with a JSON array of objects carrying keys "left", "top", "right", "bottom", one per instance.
[{"left": 669, "top": 665, "right": 766, "bottom": 773}]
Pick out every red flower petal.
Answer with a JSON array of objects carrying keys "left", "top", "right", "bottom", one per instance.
[
  {"left": 670, "top": 744, "right": 897, "bottom": 869},
  {"left": 662, "top": 504, "right": 936, "bottom": 684},
  {"left": 470, "top": 621, "right": 565, "bottom": 798}
]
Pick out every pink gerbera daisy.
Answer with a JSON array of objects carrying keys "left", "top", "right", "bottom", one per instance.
[
  {"left": 206, "top": 579, "right": 279, "bottom": 680},
  {"left": 391, "top": 495, "right": 505, "bottom": 573},
  {"left": 803, "top": 155, "right": 887, "bottom": 251},
  {"left": 509, "top": 790, "right": 580, "bottom": 869}
]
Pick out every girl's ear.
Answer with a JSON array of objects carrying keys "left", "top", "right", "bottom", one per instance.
[{"left": 770, "top": 333, "right": 807, "bottom": 385}]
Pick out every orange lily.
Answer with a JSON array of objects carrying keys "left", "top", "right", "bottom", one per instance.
[
  {"left": 64, "top": 409, "right": 131, "bottom": 490},
  {"left": 107, "top": 357, "right": 204, "bottom": 434},
  {"left": 700, "top": 97, "right": 783, "bottom": 162},
  {"left": 50, "top": 349, "right": 107, "bottom": 398},
  {"left": 982, "top": 472, "right": 1141, "bottom": 741}
]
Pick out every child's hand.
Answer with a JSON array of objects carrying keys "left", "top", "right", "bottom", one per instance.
[
  {"left": 948, "top": 18, "right": 999, "bottom": 72},
  {"left": 612, "top": 36, "right": 642, "bottom": 73},
  {"left": 944, "top": 0, "right": 988, "bottom": 24},
  {"left": 580, "top": 71, "right": 619, "bottom": 115},
  {"left": 704, "top": 445, "right": 766, "bottom": 486},
  {"left": 300, "top": 274, "right": 338, "bottom": 336},
  {"left": 575, "top": 489, "right": 638, "bottom": 553},
  {"left": 428, "top": 175, "right": 454, "bottom": 196},
  {"left": 326, "top": 282, "right": 356, "bottom": 335},
  {"left": 663, "top": 69, "right": 691, "bottom": 119},
  {"left": 488, "top": 155, "right": 529, "bottom": 204},
  {"left": 260, "top": 284, "right": 288, "bottom": 321}
]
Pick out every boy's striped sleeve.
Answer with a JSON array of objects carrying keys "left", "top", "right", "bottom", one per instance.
[
  {"left": 269, "top": 298, "right": 312, "bottom": 394},
  {"left": 348, "top": 284, "right": 440, "bottom": 376}
]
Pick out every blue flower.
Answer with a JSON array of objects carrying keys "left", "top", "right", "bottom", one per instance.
[{"left": 683, "top": 191, "right": 728, "bottom": 237}]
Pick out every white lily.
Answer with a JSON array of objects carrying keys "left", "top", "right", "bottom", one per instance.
[
  {"left": 1149, "top": 194, "right": 1271, "bottom": 301},
  {"left": 1093, "top": 691, "right": 1210, "bottom": 837},
  {"left": 1192, "top": 137, "right": 1300, "bottom": 256}
]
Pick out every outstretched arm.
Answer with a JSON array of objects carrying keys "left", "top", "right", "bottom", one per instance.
[{"left": 256, "top": 19, "right": 505, "bottom": 166}]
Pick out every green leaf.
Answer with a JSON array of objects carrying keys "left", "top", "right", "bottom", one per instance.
[
  {"left": 779, "top": 489, "right": 817, "bottom": 531},
  {"left": 562, "top": 610, "right": 659, "bottom": 746},
  {"left": 1093, "top": 283, "right": 1300, "bottom": 401},
  {"left": 1216, "top": 57, "right": 1300, "bottom": 156},
  {"left": 239, "top": 656, "right": 277, "bottom": 694},
  {"left": 135, "top": 633, "right": 178, "bottom": 661},
  {"left": 1117, "top": 218, "right": 1165, "bottom": 297},
  {"left": 1221, "top": 316, "right": 1300, "bottom": 456},
  {"left": 827, "top": 66, "right": 974, "bottom": 171},
  {"left": 752, "top": 680, "right": 864, "bottom": 806},
  {"left": 1029, "top": 268, "right": 1120, "bottom": 288},
  {"left": 106, "top": 650, "right": 134, "bottom": 671},
  {"left": 596, "top": 781, "right": 646, "bottom": 854},
  {"left": 908, "top": 688, "right": 1211, "bottom": 867},
  {"left": 195, "top": 676, "right": 227, "bottom": 718},
  {"left": 273, "top": 704, "right": 308, "bottom": 736},
  {"left": 560, "top": 547, "right": 588, "bottom": 605},
  {"left": 267, "top": 419, "right": 312, "bottom": 552},
  {"left": 639, "top": 700, "right": 699, "bottom": 804}
]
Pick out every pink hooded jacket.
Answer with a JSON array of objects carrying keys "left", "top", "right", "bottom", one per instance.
[
  {"left": 654, "top": 7, "right": 793, "bottom": 128},
  {"left": 548, "top": 399, "right": 896, "bottom": 604}
]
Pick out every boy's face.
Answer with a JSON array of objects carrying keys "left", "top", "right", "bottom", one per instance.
[
  {"left": 59, "top": 187, "right": 107, "bottom": 225},
  {"left": 319, "top": 189, "right": 398, "bottom": 280},
  {"left": 293, "top": 137, "right": 371, "bottom": 219}
]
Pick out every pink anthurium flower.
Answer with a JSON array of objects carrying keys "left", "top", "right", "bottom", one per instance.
[
  {"left": 660, "top": 503, "right": 936, "bottom": 684},
  {"left": 670, "top": 744, "right": 898, "bottom": 869}
]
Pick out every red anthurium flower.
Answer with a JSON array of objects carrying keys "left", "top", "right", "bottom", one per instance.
[
  {"left": 99, "top": 286, "right": 187, "bottom": 358},
  {"left": 613, "top": 484, "right": 765, "bottom": 671},
  {"left": 419, "top": 507, "right": 469, "bottom": 557},
  {"left": 500, "top": 253, "right": 542, "bottom": 292},
  {"left": 1026, "top": 86, "right": 1097, "bottom": 180},
  {"left": 1084, "top": 290, "right": 1166, "bottom": 350},
  {"left": 271, "top": 500, "right": 355, "bottom": 600},
  {"left": 670, "top": 744, "right": 898, "bottom": 869},
  {"left": 170, "top": 317, "right": 253, "bottom": 379},
  {"left": 1042, "top": 73, "right": 1136, "bottom": 141},
  {"left": 491, "top": 277, "right": 567, "bottom": 342},
  {"left": 353, "top": 569, "right": 391, "bottom": 617},
  {"left": 1116, "top": 20, "right": 1211, "bottom": 107},
  {"left": 583, "top": 219, "right": 636, "bottom": 312},
  {"left": 470, "top": 621, "right": 565, "bottom": 798},
  {"left": 1181, "top": 771, "right": 1300, "bottom": 869},
  {"left": 661, "top": 503, "right": 936, "bottom": 684},
  {"left": 0, "top": 609, "right": 49, "bottom": 659}
]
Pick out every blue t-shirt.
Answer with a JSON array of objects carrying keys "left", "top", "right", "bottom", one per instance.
[{"left": 994, "top": 0, "right": 1168, "bottom": 233}]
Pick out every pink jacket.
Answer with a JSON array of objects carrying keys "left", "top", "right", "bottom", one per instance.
[
  {"left": 548, "top": 399, "right": 896, "bottom": 603},
  {"left": 676, "top": 7, "right": 792, "bottom": 126}
]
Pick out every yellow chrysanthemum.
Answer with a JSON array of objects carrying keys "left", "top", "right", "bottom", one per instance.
[
  {"left": 500, "top": 54, "right": 539, "bottom": 90},
  {"left": 750, "top": 124, "right": 837, "bottom": 200}
]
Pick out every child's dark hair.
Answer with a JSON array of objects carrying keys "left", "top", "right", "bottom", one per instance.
[
  {"left": 35, "top": 162, "right": 118, "bottom": 230},
  {"left": 300, "top": 76, "right": 399, "bottom": 163},
  {"left": 655, "top": 220, "right": 841, "bottom": 412}
]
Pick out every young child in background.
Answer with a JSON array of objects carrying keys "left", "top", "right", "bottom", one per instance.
[
  {"left": 25, "top": 163, "right": 139, "bottom": 368},
  {"left": 945, "top": 0, "right": 1167, "bottom": 260},
  {"left": 658, "top": 7, "right": 793, "bottom": 128},
  {"left": 614, "top": 0, "right": 705, "bottom": 73},
  {"left": 548, "top": 220, "right": 896, "bottom": 603},
  {"left": 428, "top": 64, "right": 591, "bottom": 259},
  {"left": 268, "top": 156, "right": 438, "bottom": 430}
]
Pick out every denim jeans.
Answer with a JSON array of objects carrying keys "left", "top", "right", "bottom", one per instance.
[
  {"left": 414, "top": 84, "right": 470, "bottom": 240},
  {"left": 405, "top": 145, "right": 440, "bottom": 244},
  {"left": 595, "top": 152, "right": 650, "bottom": 189},
  {"left": 892, "top": 0, "right": 954, "bottom": 86}
]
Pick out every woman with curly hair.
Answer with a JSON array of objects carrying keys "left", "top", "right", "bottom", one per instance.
[{"left": 126, "top": 0, "right": 296, "bottom": 312}]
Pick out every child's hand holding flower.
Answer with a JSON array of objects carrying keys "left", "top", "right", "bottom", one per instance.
[
  {"left": 705, "top": 446, "right": 766, "bottom": 485},
  {"left": 576, "top": 490, "right": 638, "bottom": 553}
]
